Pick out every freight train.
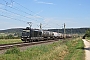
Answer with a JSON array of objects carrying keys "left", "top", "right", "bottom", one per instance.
[{"left": 21, "top": 27, "right": 72, "bottom": 42}]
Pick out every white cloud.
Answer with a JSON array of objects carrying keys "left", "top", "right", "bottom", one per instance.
[
  {"left": 37, "top": 1, "right": 54, "bottom": 5},
  {"left": 33, "top": 0, "right": 54, "bottom": 5}
]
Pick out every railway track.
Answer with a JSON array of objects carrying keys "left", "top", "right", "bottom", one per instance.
[{"left": 0, "top": 39, "right": 60, "bottom": 50}]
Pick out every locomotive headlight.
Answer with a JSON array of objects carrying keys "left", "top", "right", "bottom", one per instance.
[
  {"left": 21, "top": 38, "right": 23, "bottom": 39},
  {"left": 27, "top": 38, "right": 30, "bottom": 39}
]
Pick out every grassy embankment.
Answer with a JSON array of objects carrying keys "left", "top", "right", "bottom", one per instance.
[
  {"left": 64, "top": 38, "right": 85, "bottom": 60},
  {"left": 0, "top": 39, "right": 22, "bottom": 44},
  {"left": 0, "top": 38, "right": 84, "bottom": 60}
]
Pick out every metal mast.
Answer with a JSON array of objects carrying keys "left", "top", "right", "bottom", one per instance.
[
  {"left": 40, "top": 23, "right": 42, "bottom": 30},
  {"left": 64, "top": 23, "right": 66, "bottom": 38},
  {"left": 27, "top": 22, "right": 32, "bottom": 29}
]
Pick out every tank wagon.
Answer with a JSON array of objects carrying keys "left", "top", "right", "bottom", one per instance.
[{"left": 21, "top": 27, "right": 72, "bottom": 42}]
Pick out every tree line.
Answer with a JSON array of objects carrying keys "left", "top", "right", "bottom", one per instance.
[
  {"left": 0, "top": 35, "right": 20, "bottom": 39},
  {"left": 85, "top": 29, "right": 90, "bottom": 37},
  {"left": 83, "top": 29, "right": 90, "bottom": 39}
]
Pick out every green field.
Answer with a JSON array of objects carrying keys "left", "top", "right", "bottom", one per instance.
[
  {"left": 0, "top": 39, "right": 22, "bottom": 44},
  {"left": 0, "top": 38, "right": 84, "bottom": 60},
  {"left": 0, "top": 33, "right": 15, "bottom": 37},
  {"left": 0, "top": 33, "right": 8, "bottom": 36}
]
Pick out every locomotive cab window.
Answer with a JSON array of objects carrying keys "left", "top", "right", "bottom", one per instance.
[{"left": 22, "top": 30, "right": 30, "bottom": 36}]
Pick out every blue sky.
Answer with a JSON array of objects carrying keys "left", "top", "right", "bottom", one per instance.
[{"left": 0, "top": 0, "right": 90, "bottom": 30}]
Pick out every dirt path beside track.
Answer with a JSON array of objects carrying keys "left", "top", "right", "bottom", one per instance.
[{"left": 82, "top": 39, "right": 90, "bottom": 60}]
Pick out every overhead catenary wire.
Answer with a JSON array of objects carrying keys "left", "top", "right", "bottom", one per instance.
[
  {"left": 2, "top": 0, "right": 40, "bottom": 22},
  {"left": 11, "top": 0, "right": 44, "bottom": 19},
  {"left": 1, "top": 0, "right": 63, "bottom": 29},
  {"left": 0, "top": 14, "right": 27, "bottom": 23},
  {"left": 0, "top": 3, "right": 40, "bottom": 29},
  {"left": 0, "top": 7, "right": 29, "bottom": 23},
  {"left": 0, "top": 3, "right": 41, "bottom": 26},
  {"left": 2, "top": 0, "right": 7, "bottom": 3},
  {"left": 11, "top": 0, "right": 33, "bottom": 13},
  {"left": 2, "top": 0, "right": 50, "bottom": 28},
  {"left": 11, "top": 0, "right": 50, "bottom": 28},
  {"left": 3, "top": 0, "right": 31, "bottom": 15},
  {"left": 0, "top": 7, "right": 36, "bottom": 21},
  {"left": 10, "top": 1, "right": 44, "bottom": 22},
  {"left": 1, "top": 2, "right": 32, "bottom": 16}
]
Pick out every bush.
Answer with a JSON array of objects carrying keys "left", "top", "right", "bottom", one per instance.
[
  {"left": 85, "top": 29, "right": 90, "bottom": 37},
  {"left": 5, "top": 46, "right": 20, "bottom": 54}
]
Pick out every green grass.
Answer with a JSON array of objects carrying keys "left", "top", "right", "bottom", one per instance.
[
  {"left": 0, "top": 38, "right": 85, "bottom": 60},
  {"left": 0, "top": 39, "right": 22, "bottom": 44},
  {"left": 0, "top": 40, "right": 68, "bottom": 60},
  {"left": 5, "top": 46, "right": 20, "bottom": 54},
  {"left": 64, "top": 38, "right": 85, "bottom": 60}
]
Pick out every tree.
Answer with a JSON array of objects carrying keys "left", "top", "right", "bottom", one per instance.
[{"left": 85, "top": 29, "right": 90, "bottom": 37}]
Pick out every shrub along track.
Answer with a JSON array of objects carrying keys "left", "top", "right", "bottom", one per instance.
[
  {"left": 0, "top": 38, "right": 84, "bottom": 60},
  {"left": 0, "top": 39, "right": 60, "bottom": 50}
]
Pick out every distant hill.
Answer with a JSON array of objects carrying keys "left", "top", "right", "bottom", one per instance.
[
  {"left": 0, "top": 28, "right": 23, "bottom": 33},
  {"left": 0, "top": 28, "right": 23, "bottom": 36},
  {"left": 48, "top": 28, "right": 90, "bottom": 34},
  {"left": 0, "top": 28, "right": 90, "bottom": 36}
]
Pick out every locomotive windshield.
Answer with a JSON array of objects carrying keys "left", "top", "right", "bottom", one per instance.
[{"left": 22, "top": 30, "right": 30, "bottom": 36}]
